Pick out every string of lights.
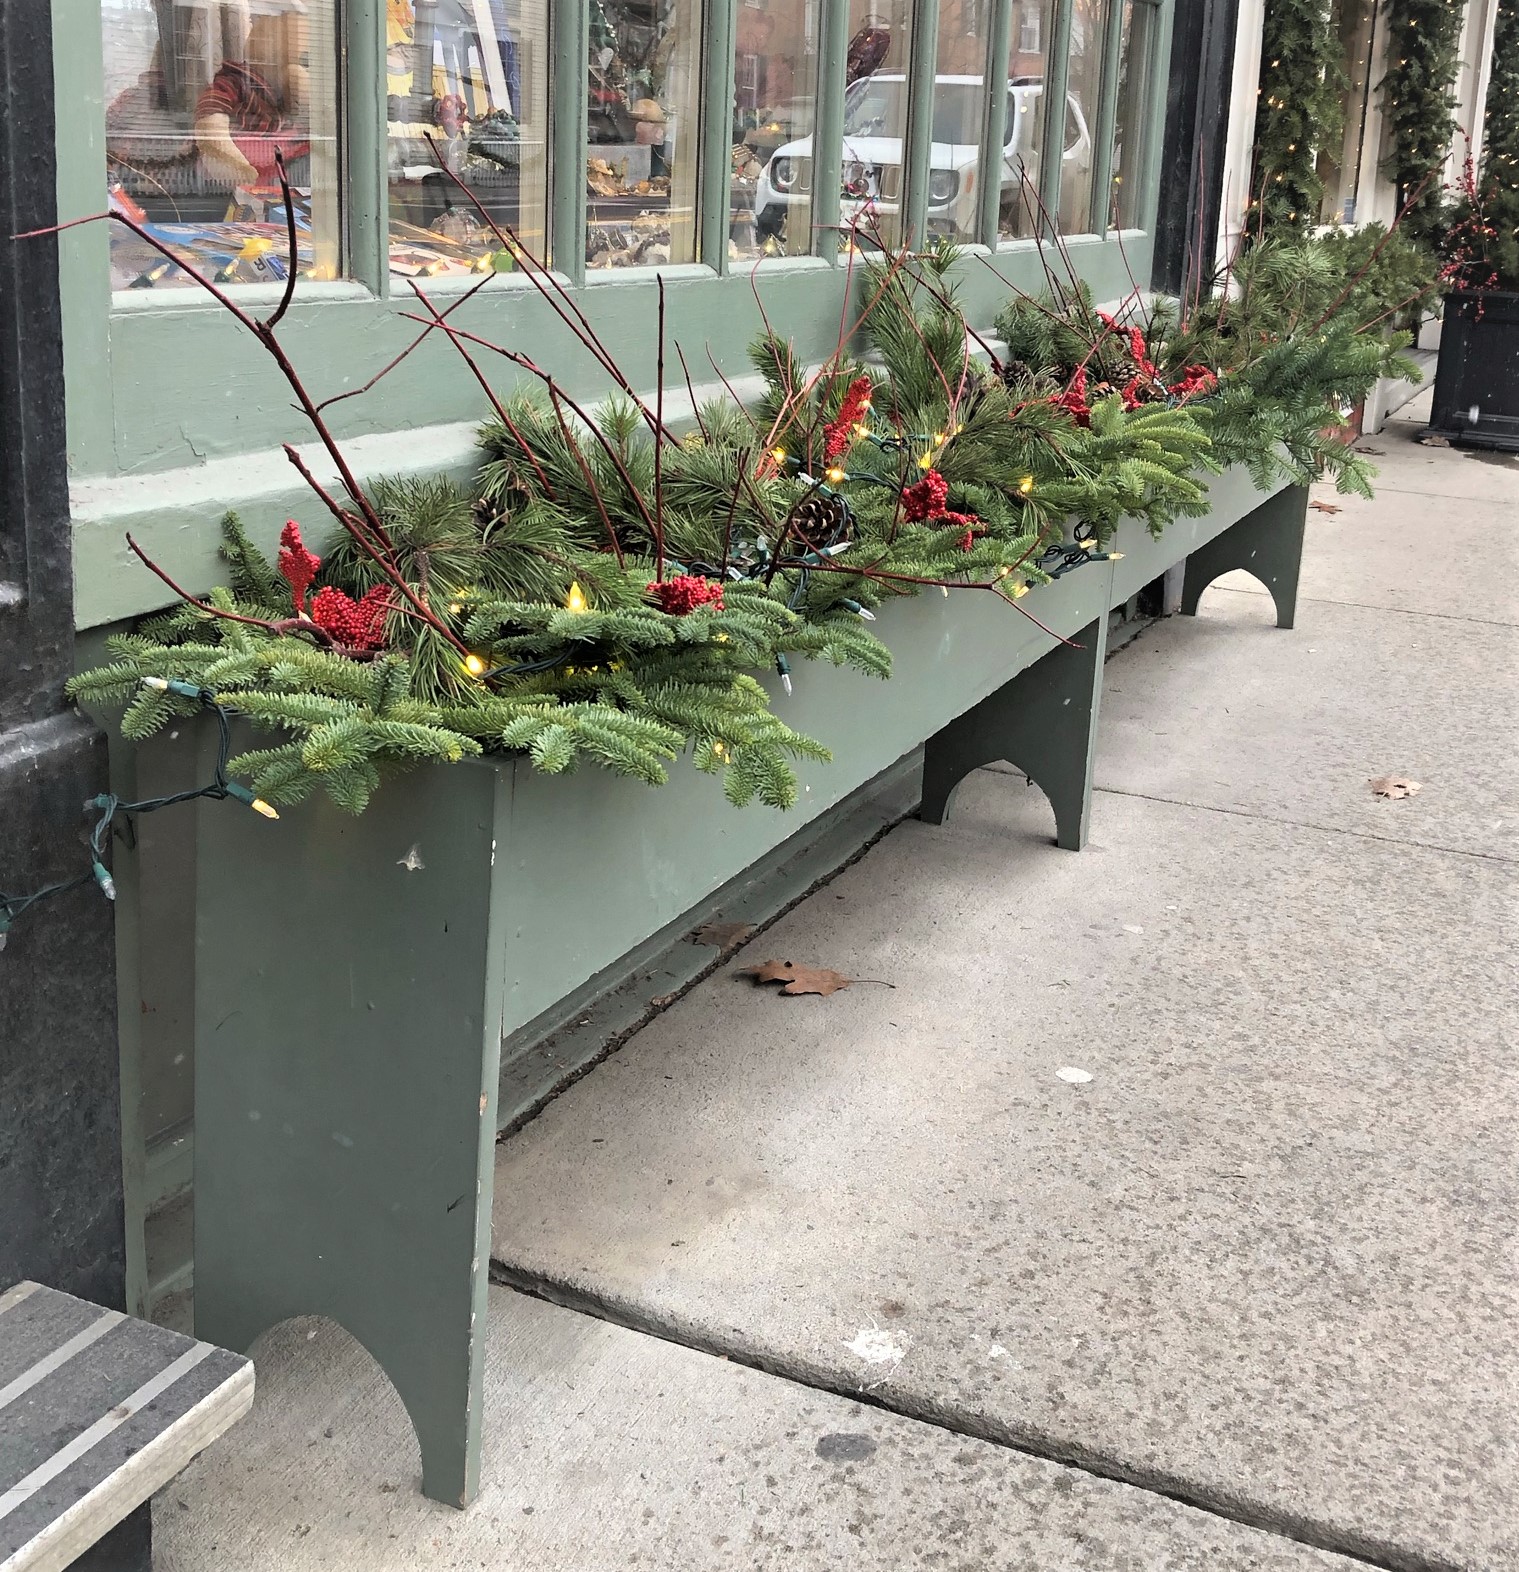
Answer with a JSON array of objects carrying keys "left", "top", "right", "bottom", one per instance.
[{"left": 0, "top": 682, "right": 277, "bottom": 953}]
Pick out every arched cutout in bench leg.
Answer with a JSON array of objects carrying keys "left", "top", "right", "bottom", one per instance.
[
  {"left": 919, "top": 614, "right": 1109, "bottom": 849},
  {"left": 190, "top": 756, "right": 508, "bottom": 1510},
  {"left": 1180, "top": 484, "right": 1309, "bottom": 629}
]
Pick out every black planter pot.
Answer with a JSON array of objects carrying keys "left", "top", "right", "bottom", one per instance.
[{"left": 1426, "top": 289, "right": 1519, "bottom": 451}]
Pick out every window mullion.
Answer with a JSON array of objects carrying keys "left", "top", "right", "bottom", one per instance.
[
  {"left": 976, "top": 0, "right": 1017, "bottom": 246},
  {"left": 700, "top": 0, "right": 739, "bottom": 272},
  {"left": 553, "top": 0, "right": 589, "bottom": 283},
  {"left": 900, "top": 0, "right": 943, "bottom": 246},
  {"left": 53, "top": 0, "right": 114, "bottom": 473},
  {"left": 1135, "top": 0, "right": 1171, "bottom": 234},
  {"left": 1038, "top": 0, "right": 1074, "bottom": 231},
  {"left": 811, "top": 0, "right": 850, "bottom": 263},
  {"left": 1087, "top": 0, "right": 1129, "bottom": 234},
  {"left": 346, "top": 0, "right": 389, "bottom": 296}
]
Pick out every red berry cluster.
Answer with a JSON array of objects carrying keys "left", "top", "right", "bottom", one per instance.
[
  {"left": 1053, "top": 366, "right": 1092, "bottom": 428},
  {"left": 277, "top": 519, "right": 321, "bottom": 613},
  {"left": 902, "top": 469, "right": 950, "bottom": 521},
  {"left": 311, "top": 585, "right": 392, "bottom": 650},
  {"left": 901, "top": 470, "right": 981, "bottom": 548},
  {"left": 822, "top": 377, "right": 874, "bottom": 462},
  {"left": 648, "top": 574, "right": 726, "bottom": 615},
  {"left": 1168, "top": 364, "right": 1218, "bottom": 399}
]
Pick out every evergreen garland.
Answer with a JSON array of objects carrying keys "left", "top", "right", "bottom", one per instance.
[
  {"left": 1483, "top": 0, "right": 1519, "bottom": 285},
  {"left": 1250, "top": 0, "right": 1347, "bottom": 231},
  {"left": 67, "top": 219, "right": 1418, "bottom": 817},
  {"left": 1379, "top": 0, "right": 1468, "bottom": 244}
]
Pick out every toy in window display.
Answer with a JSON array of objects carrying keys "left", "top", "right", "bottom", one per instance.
[
  {"left": 844, "top": 24, "right": 891, "bottom": 84},
  {"left": 193, "top": 14, "right": 311, "bottom": 189}
]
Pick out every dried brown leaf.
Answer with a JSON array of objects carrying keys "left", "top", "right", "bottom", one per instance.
[
  {"left": 739, "top": 958, "right": 855, "bottom": 997},
  {"left": 1419, "top": 432, "right": 1450, "bottom": 447},
  {"left": 1369, "top": 775, "right": 1422, "bottom": 799},
  {"left": 1309, "top": 500, "right": 1343, "bottom": 514},
  {"left": 691, "top": 920, "right": 756, "bottom": 950}
]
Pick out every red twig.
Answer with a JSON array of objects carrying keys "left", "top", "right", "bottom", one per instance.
[
  {"left": 653, "top": 276, "right": 668, "bottom": 578},
  {"left": 279, "top": 443, "right": 470, "bottom": 654},
  {"left": 262, "top": 150, "right": 300, "bottom": 332},
  {"left": 418, "top": 138, "right": 679, "bottom": 444},
  {"left": 125, "top": 533, "right": 350, "bottom": 650},
  {"left": 313, "top": 273, "right": 494, "bottom": 413},
  {"left": 546, "top": 388, "right": 626, "bottom": 567},
  {"left": 394, "top": 313, "right": 662, "bottom": 550},
  {"left": 406, "top": 281, "right": 558, "bottom": 499}
]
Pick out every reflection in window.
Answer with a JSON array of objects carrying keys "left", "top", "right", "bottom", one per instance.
[
  {"left": 1058, "top": 0, "right": 1106, "bottom": 233},
  {"left": 1109, "top": 0, "right": 1152, "bottom": 229},
  {"left": 835, "top": 0, "right": 915, "bottom": 249},
  {"left": 1317, "top": 0, "right": 1377, "bottom": 224},
  {"left": 998, "top": 0, "right": 1055, "bottom": 240},
  {"left": 102, "top": 1, "right": 340, "bottom": 290},
  {"left": 585, "top": 0, "right": 701, "bottom": 268},
  {"left": 925, "top": 5, "right": 991, "bottom": 242},
  {"left": 385, "top": 0, "right": 551, "bottom": 279},
  {"left": 734, "top": 0, "right": 821, "bottom": 261}
]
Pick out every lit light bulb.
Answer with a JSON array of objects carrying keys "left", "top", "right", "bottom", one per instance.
[
  {"left": 932, "top": 431, "right": 946, "bottom": 445},
  {"left": 224, "top": 782, "right": 282, "bottom": 819},
  {"left": 825, "top": 466, "right": 846, "bottom": 484},
  {"left": 463, "top": 653, "right": 488, "bottom": 676},
  {"left": 1010, "top": 581, "right": 1030, "bottom": 598},
  {"left": 1109, "top": 551, "right": 1125, "bottom": 561},
  {"left": 565, "top": 582, "right": 588, "bottom": 613},
  {"left": 1018, "top": 474, "right": 1035, "bottom": 494},
  {"left": 712, "top": 739, "right": 729, "bottom": 762},
  {"left": 771, "top": 446, "right": 788, "bottom": 463},
  {"left": 917, "top": 452, "right": 934, "bottom": 470},
  {"left": 449, "top": 602, "right": 463, "bottom": 615}
]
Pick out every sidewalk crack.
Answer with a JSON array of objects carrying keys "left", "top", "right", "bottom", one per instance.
[
  {"left": 1090, "top": 787, "right": 1517, "bottom": 864},
  {"left": 489, "top": 1264, "right": 1462, "bottom": 1572}
]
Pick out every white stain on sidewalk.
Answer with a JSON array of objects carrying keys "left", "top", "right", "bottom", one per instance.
[{"left": 844, "top": 1327, "right": 907, "bottom": 1365}]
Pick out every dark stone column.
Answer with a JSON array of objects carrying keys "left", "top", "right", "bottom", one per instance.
[
  {"left": 1151, "top": 0, "right": 1241, "bottom": 298},
  {"left": 0, "top": 2, "right": 148, "bottom": 1566}
]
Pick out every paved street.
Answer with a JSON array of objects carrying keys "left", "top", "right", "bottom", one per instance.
[{"left": 159, "top": 394, "right": 1519, "bottom": 1571}]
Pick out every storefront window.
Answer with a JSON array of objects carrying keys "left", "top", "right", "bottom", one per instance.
[
  {"left": 386, "top": 0, "right": 552, "bottom": 278},
  {"left": 839, "top": 0, "right": 915, "bottom": 249},
  {"left": 1317, "top": 0, "right": 1377, "bottom": 224},
  {"left": 1108, "top": 0, "right": 1151, "bottom": 229},
  {"left": 924, "top": 2, "right": 990, "bottom": 242},
  {"left": 733, "top": 0, "right": 822, "bottom": 261},
  {"left": 1058, "top": 0, "right": 1108, "bottom": 233},
  {"left": 585, "top": 0, "right": 702, "bottom": 268},
  {"left": 102, "top": 0, "right": 341, "bottom": 290},
  {"left": 998, "top": 0, "right": 1055, "bottom": 240}
]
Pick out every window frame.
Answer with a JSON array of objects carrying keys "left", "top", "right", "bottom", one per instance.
[{"left": 63, "top": 0, "right": 1173, "bottom": 630}]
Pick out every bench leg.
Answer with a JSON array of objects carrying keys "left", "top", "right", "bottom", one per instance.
[
  {"left": 191, "top": 764, "right": 507, "bottom": 1509},
  {"left": 1180, "top": 483, "right": 1308, "bottom": 630},
  {"left": 72, "top": 1505, "right": 151, "bottom": 1572},
  {"left": 919, "top": 613, "right": 1108, "bottom": 850}
]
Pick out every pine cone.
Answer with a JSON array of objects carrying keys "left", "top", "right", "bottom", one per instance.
[{"left": 791, "top": 492, "right": 851, "bottom": 545}]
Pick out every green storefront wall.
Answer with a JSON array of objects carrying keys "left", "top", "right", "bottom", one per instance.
[{"left": 61, "top": 0, "right": 1176, "bottom": 1318}]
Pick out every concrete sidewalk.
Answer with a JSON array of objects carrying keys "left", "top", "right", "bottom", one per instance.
[{"left": 160, "top": 397, "right": 1519, "bottom": 1571}]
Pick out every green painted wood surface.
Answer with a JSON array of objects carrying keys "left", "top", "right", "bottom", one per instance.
[{"left": 193, "top": 756, "right": 509, "bottom": 1508}]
